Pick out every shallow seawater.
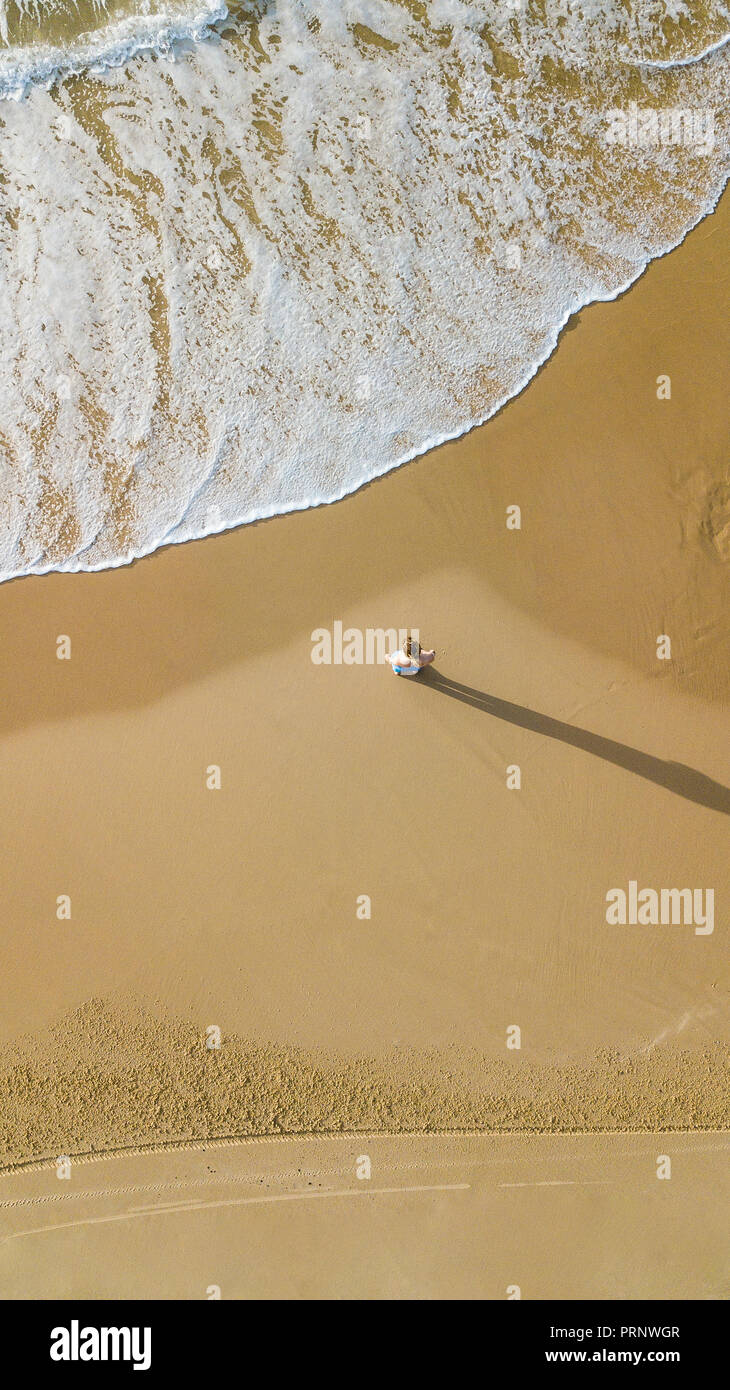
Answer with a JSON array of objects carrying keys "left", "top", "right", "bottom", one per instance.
[
  {"left": 3, "top": 0, "right": 159, "bottom": 48},
  {"left": 0, "top": 1, "right": 728, "bottom": 580},
  {"left": 2, "top": 0, "right": 227, "bottom": 46}
]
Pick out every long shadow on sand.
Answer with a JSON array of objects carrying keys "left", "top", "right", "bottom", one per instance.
[{"left": 421, "top": 670, "right": 730, "bottom": 816}]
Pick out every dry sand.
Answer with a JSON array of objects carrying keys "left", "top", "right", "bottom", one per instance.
[{"left": 0, "top": 188, "right": 728, "bottom": 1298}]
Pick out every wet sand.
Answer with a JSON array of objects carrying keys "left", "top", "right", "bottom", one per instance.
[
  {"left": 1, "top": 1133, "right": 728, "bottom": 1299},
  {"left": 0, "top": 186, "right": 728, "bottom": 1297}
]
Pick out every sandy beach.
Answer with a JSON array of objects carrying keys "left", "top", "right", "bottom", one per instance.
[
  {"left": 2, "top": 1132, "right": 727, "bottom": 1300},
  {"left": 0, "top": 183, "right": 728, "bottom": 1298}
]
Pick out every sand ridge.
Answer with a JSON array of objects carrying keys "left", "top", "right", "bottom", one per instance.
[{"left": 1, "top": 1000, "right": 727, "bottom": 1170}]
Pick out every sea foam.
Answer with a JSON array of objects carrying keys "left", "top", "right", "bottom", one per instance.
[
  {"left": 0, "top": 0, "right": 227, "bottom": 101},
  {"left": 0, "top": 1, "right": 728, "bottom": 581}
]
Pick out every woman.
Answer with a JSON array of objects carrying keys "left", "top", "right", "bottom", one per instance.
[{"left": 387, "top": 633, "right": 436, "bottom": 677}]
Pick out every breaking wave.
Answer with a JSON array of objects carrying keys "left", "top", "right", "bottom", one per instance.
[{"left": 0, "top": 0, "right": 226, "bottom": 101}]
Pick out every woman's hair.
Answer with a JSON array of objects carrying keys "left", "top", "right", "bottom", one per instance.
[{"left": 404, "top": 632, "right": 420, "bottom": 661}]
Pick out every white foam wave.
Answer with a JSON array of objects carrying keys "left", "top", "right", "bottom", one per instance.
[
  {"left": 0, "top": 0, "right": 226, "bottom": 101},
  {"left": 0, "top": 0, "right": 729, "bottom": 581}
]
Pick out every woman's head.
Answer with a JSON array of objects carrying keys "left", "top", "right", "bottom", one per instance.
[{"left": 404, "top": 632, "right": 420, "bottom": 662}]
